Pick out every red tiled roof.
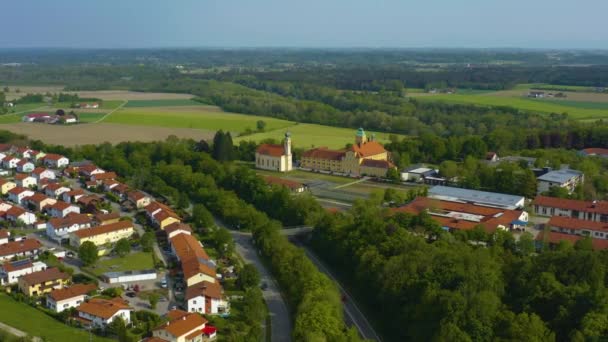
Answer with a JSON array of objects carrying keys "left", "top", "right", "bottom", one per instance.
[
  {"left": 155, "top": 310, "right": 208, "bottom": 337},
  {"left": 532, "top": 196, "right": 608, "bottom": 215},
  {"left": 43, "top": 154, "right": 66, "bottom": 161},
  {"left": 48, "top": 201, "right": 73, "bottom": 211},
  {"left": 256, "top": 144, "right": 285, "bottom": 157},
  {"left": 360, "top": 159, "right": 395, "bottom": 169},
  {"left": 535, "top": 230, "right": 608, "bottom": 250},
  {"left": 351, "top": 141, "right": 386, "bottom": 158},
  {"left": 20, "top": 267, "right": 68, "bottom": 286},
  {"left": 548, "top": 216, "right": 608, "bottom": 233},
  {"left": 48, "top": 283, "right": 97, "bottom": 301},
  {"left": 6, "top": 206, "right": 26, "bottom": 217},
  {"left": 165, "top": 222, "right": 193, "bottom": 235},
  {"left": 8, "top": 186, "right": 30, "bottom": 195},
  {"left": 170, "top": 233, "right": 209, "bottom": 261},
  {"left": 2, "top": 259, "right": 32, "bottom": 272},
  {"left": 73, "top": 220, "right": 133, "bottom": 239},
  {"left": 48, "top": 214, "right": 92, "bottom": 229},
  {"left": 92, "top": 172, "right": 117, "bottom": 180},
  {"left": 182, "top": 258, "right": 216, "bottom": 280},
  {"left": 77, "top": 298, "right": 131, "bottom": 319},
  {"left": 45, "top": 183, "right": 68, "bottom": 192},
  {"left": 263, "top": 176, "right": 304, "bottom": 190},
  {"left": 127, "top": 190, "right": 148, "bottom": 201},
  {"left": 582, "top": 148, "right": 608, "bottom": 156},
  {"left": 302, "top": 147, "right": 345, "bottom": 160},
  {"left": 14, "top": 174, "right": 30, "bottom": 181},
  {"left": 185, "top": 281, "right": 223, "bottom": 300},
  {"left": 24, "top": 193, "right": 51, "bottom": 204},
  {"left": 32, "top": 167, "right": 48, "bottom": 175},
  {"left": 0, "top": 230, "right": 9, "bottom": 239}
]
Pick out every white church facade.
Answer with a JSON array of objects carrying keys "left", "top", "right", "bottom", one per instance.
[{"left": 255, "top": 132, "right": 293, "bottom": 172}]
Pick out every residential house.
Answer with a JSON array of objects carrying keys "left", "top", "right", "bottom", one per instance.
[
  {"left": 16, "top": 160, "right": 35, "bottom": 173},
  {"left": 78, "top": 164, "right": 105, "bottom": 178},
  {"left": 42, "top": 154, "right": 69, "bottom": 169},
  {"left": 2, "top": 156, "right": 20, "bottom": 169},
  {"left": 394, "top": 196, "right": 529, "bottom": 234},
  {"left": 170, "top": 233, "right": 217, "bottom": 287},
  {"left": 110, "top": 183, "right": 130, "bottom": 199},
  {"left": 102, "top": 179, "right": 119, "bottom": 192},
  {"left": 151, "top": 310, "right": 217, "bottom": 342},
  {"left": 532, "top": 196, "right": 608, "bottom": 222},
  {"left": 44, "top": 183, "right": 71, "bottom": 199},
  {"left": 0, "top": 238, "right": 42, "bottom": 261},
  {"left": 8, "top": 187, "right": 35, "bottom": 205},
  {"left": 30, "top": 151, "right": 46, "bottom": 163},
  {"left": 47, "top": 201, "right": 80, "bottom": 218},
  {"left": 76, "top": 298, "right": 133, "bottom": 327},
  {"left": 186, "top": 281, "right": 228, "bottom": 315},
  {"left": 0, "top": 179, "right": 17, "bottom": 195},
  {"left": 146, "top": 202, "right": 181, "bottom": 230},
  {"left": 536, "top": 169, "right": 584, "bottom": 195},
  {"left": 165, "top": 222, "right": 193, "bottom": 240},
  {"left": 93, "top": 212, "right": 121, "bottom": 226},
  {"left": 76, "top": 194, "right": 104, "bottom": 213},
  {"left": 263, "top": 176, "right": 307, "bottom": 193},
  {"left": 62, "top": 189, "right": 86, "bottom": 203},
  {"left": 18, "top": 267, "right": 70, "bottom": 296},
  {"left": 46, "top": 214, "right": 93, "bottom": 242},
  {"left": 70, "top": 220, "right": 135, "bottom": 247},
  {"left": 6, "top": 206, "right": 37, "bottom": 225},
  {"left": 84, "top": 181, "right": 97, "bottom": 189},
  {"left": 0, "top": 260, "right": 47, "bottom": 286},
  {"left": 14, "top": 147, "right": 33, "bottom": 159},
  {"left": 90, "top": 172, "right": 117, "bottom": 184},
  {"left": 14, "top": 174, "right": 37, "bottom": 188},
  {"left": 23, "top": 193, "right": 57, "bottom": 212},
  {"left": 486, "top": 152, "right": 499, "bottom": 162},
  {"left": 528, "top": 91, "right": 545, "bottom": 98},
  {"left": 127, "top": 191, "right": 152, "bottom": 209},
  {"left": 32, "top": 167, "right": 55, "bottom": 181},
  {"left": 46, "top": 283, "right": 97, "bottom": 313}
]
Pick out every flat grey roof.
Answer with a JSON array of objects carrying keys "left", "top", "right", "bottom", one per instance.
[
  {"left": 428, "top": 185, "right": 525, "bottom": 208},
  {"left": 537, "top": 169, "right": 582, "bottom": 183},
  {"left": 103, "top": 269, "right": 157, "bottom": 278}
]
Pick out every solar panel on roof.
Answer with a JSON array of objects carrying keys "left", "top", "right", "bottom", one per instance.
[{"left": 10, "top": 259, "right": 31, "bottom": 268}]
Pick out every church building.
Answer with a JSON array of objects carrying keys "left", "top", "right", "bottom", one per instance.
[
  {"left": 301, "top": 128, "right": 395, "bottom": 177},
  {"left": 255, "top": 132, "right": 293, "bottom": 172}
]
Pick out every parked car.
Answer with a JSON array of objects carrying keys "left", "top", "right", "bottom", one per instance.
[
  {"left": 160, "top": 278, "right": 168, "bottom": 288},
  {"left": 126, "top": 292, "right": 136, "bottom": 298}
]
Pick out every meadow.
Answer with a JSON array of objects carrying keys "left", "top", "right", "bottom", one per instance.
[
  {"left": 0, "top": 293, "right": 113, "bottom": 341},
  {"left": 102, "top": 105, "right": 294, "bottom": 133},
  {"left": 87, "top": 252, "right": 155, "bottom": 276},
  {"left": 124, "top": 99, "right": 200, "bottom": 107}
]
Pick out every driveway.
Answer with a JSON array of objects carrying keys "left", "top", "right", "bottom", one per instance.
[{"left": 229, "top": 230, "right": 292, "bottom": 342}]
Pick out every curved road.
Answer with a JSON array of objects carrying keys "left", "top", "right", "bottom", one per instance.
[
  {"left": 230, "top": 231, "right": 292, "bottom": 342},
  {"left": 298, "top": 244, "right": 382, "bottom": 341}
]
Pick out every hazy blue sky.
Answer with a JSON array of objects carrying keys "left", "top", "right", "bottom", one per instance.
[{"left": 2, "top": 0, "right": 607, "bottom": 48}]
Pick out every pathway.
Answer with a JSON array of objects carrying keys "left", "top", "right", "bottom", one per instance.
[
  {"left": 333, "top": 176, "right": 369, "bottom": 189},
  {"left": 0, "top": 319, "right": 42, "bottom": 341},
  {"left": 92, "top": 100, "right": 128, "bottom": 123}
]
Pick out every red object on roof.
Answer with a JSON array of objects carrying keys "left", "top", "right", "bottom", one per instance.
[{"left": 256, "top": 144, "right": 285, "bottom": 157}]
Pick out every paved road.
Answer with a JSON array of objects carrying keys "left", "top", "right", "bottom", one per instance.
[
  {"left": 229, "top": 230, "right": 292, "bottom": 342},
  {"left": 298, "top": 244, "right": 382, "bottom": 341}
]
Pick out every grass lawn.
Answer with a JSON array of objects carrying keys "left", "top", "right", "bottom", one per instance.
[
  {"left": 124, "top": 99, "right": 199, "bottom": 107},
  {"left": 411, "top": 93, "right": 608, "bottom": 120},
  {"left": 102, "top": 107, "right": 294, "bottom": 133},
  {"left": 255, "top": 169, "right": 356, "bottom": 185},
  {"left": 235, "top": 123, "right": 404, "bottom": 149},
  {"left": 0, "top": 294, "right": 113, "bottom": 342},
  {"left": 88, "top": 252, "right": 155, "bottom": 276}
]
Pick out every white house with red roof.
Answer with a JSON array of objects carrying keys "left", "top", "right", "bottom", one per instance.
[
  {"left": 6, "top": 206, "right": 36, "bottom": 225},
  {"left": 46, "top": 214, "right": 92, "bottom": 241},
  {"left": 255, "top": 132, "right": 293, "bottom": 172},
  {"left": 22, "top": 113, "right": 52, "bottom": 122},
  {"left": 186, "top": 281, "right": 228, "bottom": 315},
  {"left": 78, "top": 164, "right": 105, "bottom": 178},
  {"left": 2, "top": 156, "right": 20, "bottom": 169},
  {"left": 15, "top": 147, "right": 34, "bottom": 159},
  {"left": 150, "top": 310, "right": 217, "bottom": 342},
  {"left": 62, "top": 189, "right": 86, "bottom": 203},
  {"left": 32, "top": 167, "right": 56, "bottom": 181},
  {"left": 47, "top": 201, "right": 80, "bottom": 218},
  {"left": 0, "top": 260, "right": 47, "bottom": 286},
  {"left": 44, "top": 183, "right": 71, "bottom": 199},
  {"left": 76, "top": 298, "right": 133, "bottom": 327},
  {"left": 14, "top": 174, "right": 37, "bottom": 188},
  {"left": 23, "top": 193, "right": 57, "bottom": 212},
  {"left": 42, "top": 154, "right": 69, "bottom": 169},
  {"left": 0, "top": 238, "right": 42, "bottom": 261},
  {"left": 16, "top": 160, "right": 35, "bottom": 173},
  {"left": 46, "top": 283, "right": 97, "bottom": 313},
  {"left": 8, "top": 187, "right": 35, "bottom": 205}
]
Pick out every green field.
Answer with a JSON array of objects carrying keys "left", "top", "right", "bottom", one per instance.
[
  {"left": 513, "top": 83, "right": 593, "bottom": 92},
  {"left": 124, "top": 99, "right": 198, "bottom": 107},
  {"left": 78, "top": 112, "right": 107, "bottom": 123},
  {"left": 88, "top": 252, "right": 155, "bottom": 276},
  {"left": 0, "top": 294, "right": 112, "bottom": 342},
  {"left": 235, "top": 123, "right": 403, "bottom": 149},
  {"left": 102, "top": 107, "right": 294, "bottom": 132},
  {"left": 100, "top": 100, "right": 125, "bottom": 109},
  {"left": 538, "top": 99, "right": 608, "bottom": 110},
  {"left": 411, "top": 93, "right": 608, "bottom": 119}
]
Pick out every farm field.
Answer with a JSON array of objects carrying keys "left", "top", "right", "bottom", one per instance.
[
  {"left": 102, "top": 105, "right": 294, "bottom": 133},
  {"left": 0, "top": 293, "right": 113, "bottom": 342},
  {"left": 124, "top": 99, "right": 200, "bottom": 107},
  {"left": 74, "top": 90, "right": 194, "bottom": 101},
  {"left": 235, "top": 123, "right": 403, "bottom": 149},
  {"left": 87, "top": 252, "right": 155, "bottom": 276},
  {"left": 0, "top": 122, "right": 214, "bottom": 145},
  {"left": 411, "top": 91, "right": 608, "bottom": 119}
]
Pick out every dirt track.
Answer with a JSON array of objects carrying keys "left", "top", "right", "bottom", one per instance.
[{"left": 0, "top": 123, "right": 213, "bottom": 146}]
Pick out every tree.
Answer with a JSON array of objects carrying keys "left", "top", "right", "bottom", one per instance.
[
  {"left": 140, "top": 232, "right": 155, "bottom": 253},
  {"left": 239, "top": 264, "right": 260, "bottom": 289},
  {"left": 214, "top": 228, "right": 234, "bottom": 257},
  {"left": 256, "top": 120, "right": 266, "bottom": 131},
  {"left": 55, "top": 109, "right": 65, "bottom": 116},
  {"left": 386, "top": 167, "right": 400, "bottom": 182},
  {"left": 192, "top": 204, "right": 214, "bottom": 229},
  {"left": 149, "top": 294, "right": 159, "bottom": 310},
  {"left": 114, "top": 238, "right": 131, "bottom": 257},
  {"left": 212, "top": 130, "right": 235, "bottom": 162},
  {"left": 518, "top": 232, "right": 536, "bottom": 256},
  {"left": 79, "top": 241, "right": 99, "bottom": 266}
]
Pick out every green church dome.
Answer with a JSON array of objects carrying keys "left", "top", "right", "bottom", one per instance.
[{"left": 356, "top": 128, "right": 366, "bottom": 137}]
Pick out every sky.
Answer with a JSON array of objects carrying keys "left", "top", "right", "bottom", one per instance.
[{"left": 1, "top": 0, "right": 607, "bottom": 49}]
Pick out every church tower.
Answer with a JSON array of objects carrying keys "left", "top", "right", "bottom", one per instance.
[
  {"left": 355, "top": 127, "right": 368, "bottom": 146},
  {"left": 283, "top": 131, "right": 293, "bottom": 172}
]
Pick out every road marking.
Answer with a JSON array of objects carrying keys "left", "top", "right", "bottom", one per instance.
[
  {"left": 92, "top": 100, "right": 128, "bottom": 123},
  {"left": 333, "top": 177, "right": 369, "bottom": 189}
]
